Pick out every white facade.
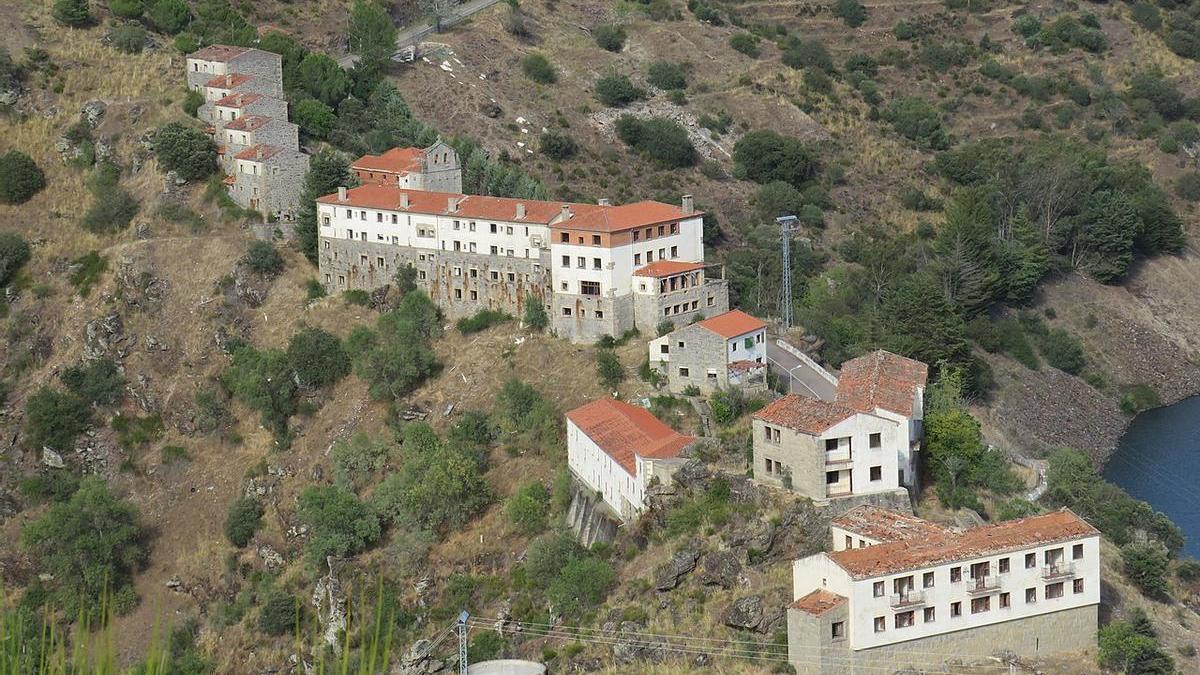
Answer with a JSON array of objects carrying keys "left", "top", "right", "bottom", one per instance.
[{"left": 566, "top": 419, "right": 645, "bottom": 518}]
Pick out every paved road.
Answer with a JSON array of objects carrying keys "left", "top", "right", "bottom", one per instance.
[
  {"left": 765, "top": 340, "right": 838, "bottom": 401},
  {"left": 337, "top": 0, "right": 504, "bottom": 69}
]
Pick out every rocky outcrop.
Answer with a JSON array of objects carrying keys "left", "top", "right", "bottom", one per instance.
[
  {"left": 655, "top": 547, "right": 700, "bottom": 591},
  {"left": 612, "top": 621, "right": 666, "bottom": 664},
  {"left": 84, "top": 314, "right": 128, "bottom": 360},
  {"left": 698, "top": 550, "right": 741, "bottom": 589},
  {"left": 311, "top": 557, "right": 347, "bottom": 648}
]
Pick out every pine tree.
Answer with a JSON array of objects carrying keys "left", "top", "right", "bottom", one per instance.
[
  {"left": 1000, "top": 210, "right": 1050, "bottom": 303},
  {"left": 53, "top": 0, "right": 91, "bottom": 27},
  {"left": 296, "top": 151, "right": 355, "bottom": 264}
]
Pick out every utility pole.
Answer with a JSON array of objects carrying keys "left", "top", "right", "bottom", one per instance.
[
  {"left": 457, "top": 611, "right": 470, "bottom": 674},
  {"left": 777, "top": 214, "right": 800, "bottom": 328}
]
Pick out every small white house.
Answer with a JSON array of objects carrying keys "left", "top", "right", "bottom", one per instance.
[
  {"left": 648, "top": 309, "right": 768, "bottom": 395},
  {"left": 565, "top": 399, "right": 694, "bottom": 521}
]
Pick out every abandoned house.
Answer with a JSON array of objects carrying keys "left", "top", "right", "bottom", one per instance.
[
  {"left": 351, "top": 141, "right": 463, "bottom": 193},
  {"left": 217, "top": 116, "right": 300, "bottom": 174},
  {"left": 185, "top": 46, "right": 283, "bottom": 97},
  {"left": 565, "top": 398, "right": 695, "bottom": 522},
  {"left": 648, "top": 309, "right": 768, "bottom": 395},
  {"left": 787, "top": 507, "right": 1100, "bottom": 673},
  {"left": 315, "top": 186, "right": 730, "bottom": 343},
  {"left": 225, "top": 145, "right": 310, "bottom": 217}
]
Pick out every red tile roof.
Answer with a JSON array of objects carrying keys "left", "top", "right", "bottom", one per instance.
[
  {"left": 752, "top": 394, "right": 859, "bottom": 435},
  {"left": 316, "top": 185, "right": 697, "bottom": 233},
  {"left": 205, "top": 72, "right": 253, "bottom": 88},
  {"left": 836, "top": 350, "right": 928, "bottom": 417},
  {"left": 790, "top": 589, "right": 847, "bottom": 616},
  {"left": 566, "top": 399, "right": 695, "bottom": 476},
  {"left": 234, "top": 144, "right": 283, "bottom": 161},
  {"left": 696, "top": 310, "right": 766, "bottom": 339},
  {"left": 633, "top": 261, "right": 706, "bottom": 278},
  {"left": 728, "top": 359, "right": 765, "bottom": 373},
  {"left": 565, "top": 200, "right": 699, "bottom": 233},
  {"left": 214, "top": 92, "right": 263, "bottom": 108},
  {"left": 223, "top": 115, "right": 273, "bottom": 131},
  {"left": 831, "top": 506, "right": 949, "bottom": 544},
  {"left": 189, "top": 45, "right": 251, "bottom": 62},
  {"left": 828, "top": 509, "right": 1098, "bottom": 579},
  {"left": 353, "top": 147, "right": 425, "bottom": 175}
]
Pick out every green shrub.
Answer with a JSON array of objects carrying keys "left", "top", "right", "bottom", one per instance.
[
  {"left": 110, "top": 23, "right": 148, "bottom": 54},
  {"left": 294, "top": 98, "right": 336, "bottom": 139},
  {"left": 160, "top": 445, "right": 189, "bottom": 464},
  {"left": 286, "top": 327, "right": 350, "bottom": 388},
  {"left": 330, "top": 433, "right": 391, "bottom": 489},
  {"left": 224, "top": 496, "right": 264, "bottom": 547},
  {"left": 258, "top": 592, "right": 299, "bottom": 636},
  {"left": 593, "top": 24, "right": 626, "bottom": 52},
  {"left": 81, "top": 184, "right": 139, "bottom": 233},
  {"left": 615, "top": 116, "right": 695, "bottom": 167},
  {"left": 1130, "top": 3, "right": 1161, "bottom": 32},
  {"left": 540, "top": 132, "right": 577, "bottom": 160},
  {"left": 647, "top": 61, "right": 686, "bottom": 90},
  {"left": 522, "top": 53, "right": 557, "bottom": 84},
  {"left": 61, "top": 357, "right": 125, "bottom": 406},
  {"left": 110, "top": 0, "right": 143, "bottom": 19},
  {"left": 1176, "top": 559, "right": 1200, "bottom": 582},
  {"left": 687, "top": 0, "right": 722, "bottom": 24},
  {"left": 1098, "top": 615, "right": 1174, "bottom": 674},
  {"left": 595, "top": 74, "right": 645, "bottom": 107},
  {"left": 732, "top": 130, "right": 819, "bottom": 188},
  {"left": 1122, "top": 543, "right": 1171, "bottom": 597},
  {"left": 456, "top": 309, "right": 512, "bottom": 334},
  {"left": 342, "top": 289, "right": 370, "bottom": 306},
  {"left": 596, "top": 350, "right": 625, "bottom": 388},
  {"left": 52, "top": 0, "right": 91, "bottom": 27},
  {"left": 1119, "top": 384, "right": 1161, "bottom": 414},
  {"left": 149, "top": 0, "right": 191, "bottom": 34},
  {"left": 305, "top": 278, "right": 327, "bottom": 302},
  {"left": 1036, "top": 328, "right": 1085, "bottom": 374},
  {"left": 832, "top": 0, "right": 867, "bottom": 28},
  {"left": 883, "top": 98, "right": 950, "bottom": 149},
  {"left": 0, "top": 150, "right": 46, "bottom": 204},
  {"left": 221, "top": 344, "right": 297, "bottom": 443},
  {"left": 656, "top": 319, "right": 674, "bottom": 336},
  {"left": 729, "top": 33, "right": 760, "bottom": 57},
  {"left": 0, "top": 232, "right": 31, "bottom": 286},
  {"left": 242, "top": 240, "right": 284, "bottom": 277},
  {"left": 25, "top": 387, "right": 91, "bottom": 451},
  {"left": 349, "top": 292, "right": 442, "bottom": 401},
  {"left": 781, "top": 37, "right": 833, "bottom": 73},
  {"left": 506, "top": 482, "right": 549, "bottom": 535},
  {"left": 1011, "top": 14, "right": 1040, "bottom": 39},
  {"left": 155, "top": 122, "right": 218, "bottom": 181},
  {"left": 1175, "top": 172, "right": 1200, "bottom": 201},
  {"left": 523, "top": 294, "right": 548, "bottom": 330},
  {"left": 111, "top": 413, "right": 164, "bottom": 450},
  {"left": 296, "top": 485, "right": 381, "bottom": 564}
]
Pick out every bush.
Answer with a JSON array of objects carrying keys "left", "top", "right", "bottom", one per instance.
[
  {"left": 349, "top": 292, "right": 442, "bottom": 401},
  {"left": 456, "top": 309, "right": 512, "bottom": 334},
  {"left": 110, "top": 23, "right": 148, "bottom": 54},
  {"left": 243, "top": 240, "right": 284, "bottom": 277},
  {"left": 782, "top": 38, "right": 833, "bottom": 73},
  {"left": 0, "top": 151, "right": 46, "bottom": 205},
  {"left": 883, "top": 97, "right": 950, "bottom": 149},
  {"left": 540, "top": 132, "right": 577, "bottom": 160},
  {"left": 155, "top": 122, "right": 217, "bottom": 181},
  {"left": 221, "top": 344, "right": 298, "bottom": 443},
  {"left": 286, "top": 327, "right": 350, "bottom": 388},
  {"left": 297, "top": 485, "right": 380, "bottom": 564},
  {"left": 61, "top": 357, "right": 125, "bottom": 406},
  {"left": 258, "top": 592, "right": 299, "bottom": 636},
  {"left": 729, "top": 33, "right": 760, "bottom": 57},
  {"left": 647, "top": 61, "right": 686, "bottom": 90},
  {"left": 1119, "top": 384, "right": 1161, "bottom": 414},
  {"left": 1122, "top": 543, "right": 1171, "bottom": 597},
  {"left": 1011, "top": 14, "right": 1040, "bottom": 39},
  {"left": 149, "top": 0, "right": 191, "bottom": 34},
  {"left": 110, "top": 0, "right": 142, "bottom": 19},
  {"left": 507, "top": 482, "right": 549, "bottom": 534},
  {"left": 53, "top": 0, "right": 91, "bottom": 27},
  {"left": 593, "top": 24, "right": 626, "bottom": 52},
  {"left": 81, "top": 182, "right": 139, "bottom": 234},
  {"left": 1036, "top": 328, "right": 1085, "bottom": 375},
  {"left": 832, "top": 0, "right": 867, "bottom": 28},
  {"left": 294, "top": 98, "right": 336, "bottom": 139},
  {"left": 330, "top": 433, "right": 391, "bottom": 489},
  {"left": 68, "top": 250, "right": 109, "bottom": 296},
  {"left": 1130, "top": 3, "right": 1161, "bottom": 32},
  {"left": 1175, "top": 172, "right": 1200, "bottom": 201},
  {"left": 25, "top": 387, "right": 91, "bottom": 451},
  {"left": 0, "top": 232, "right": 31, "bottom": 286},
  {"left": 523, "top": 294, "right": 548, "bottom": 330},
  {"left": 1176, "top": 559, "right": 1200, "bottom": 582},
  {"left": 224, "top": 497, "right": 264, "bottom": 547},
  {"left": 522, "top": 53, "right": 556, "bottom": 84},
  {"left": 733, "top": 130, "right": 819, "bottom": 188},
  {"left": 595, "top": 74, "right": 645, "bottom": 107},
  {"left": 615, "top": 116, "right": 695, "bottom": 167},
  {"left": 596, "top": 350, "right": 625, "bottom": 388},
  {"left": 1098, "top": 616, "right": 1175, "bottom": 674}
]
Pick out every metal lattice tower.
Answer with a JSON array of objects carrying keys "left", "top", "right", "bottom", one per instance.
[
  {"left": 457, "top": 611, "right": 470, "bottom": 674},
  {"left": 777, "top": 215, "right": 799, "bottom": 328}
]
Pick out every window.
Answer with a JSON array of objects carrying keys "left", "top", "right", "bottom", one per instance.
[
  {"left": 825, "top": 438, "right": 839, "bottom": 452},
  {"left": 454, "top": 289, "right": 462, "bottom": 299},
  {"left": 999, "top": 592, "right": 1010, "bottom": 609},
  {"left": 869, "top": 466, "right": 882, "bottom": 481},
  {"left": 895, "top": 611, "right": 914, "bottom": 629},
  {"left": 679, "top": 367, "right": 689, "bottom": 377},
  {"left": 560, "top": 232, "right": 569, "bottom": 243},
  {"left": 707, "top": 296, "right": 715, "bottom": 307},
  {"left": 576, "top": 257, "right": 585, "bottom": 269},
  {"left": 873, "top": 617, "right": 885, "bottom": 633},
  {"left": 491, "top": 224, "right": 498, "bottom": 234},
  {"left": 323, "top": 215, "right": 331, "bottom": 226},
  {"left": 377, "top": 213, "right": 383, "bottom": 222},
  {"left": 561, "top": 255, "right": 570, "bottom": 268},
  {"left": 950, "top": 602, "right": 961, "bottom": 618},
  {"left": 844, "top": 535, "right": 853, "bottom": 549},
  {"left": 831, "top": 622, "right": 844, "bottom": 640},
  {"left": 873, "top": 581, "right": 884, "bottom": 598},
  {"left": 580, "top": 281, "right": 601, "bottom": 296},
  {"left": 825, "top": 471, "right": 839, "bottom": 484},
  {"left": 923, "top": 572, "right": 934, "bottom": 588},
  {"left": 595, "top": 310, "right": 604, "bottom": 319},
  {"left": 562, "top": 307, "right": 572, "bottom": 317},
  {"left": 1025, "top": 553, "right": 1036, "bottom": 569},
  {"left": 376, "top": 257, "right": 384, "bottom": 268},
  {"left": 671, "top": 223, "right": 678, "bottom": 234},
  {"left": 950, "top": 567, "right": 962, "bottom": 583},
  {"left": 670, "top": 245, "right": 678, "bottom": 258},
  {"left": 658, "top": 225, "right": 665, "bottom": 236},
  {"left": 1073, "top": 578, "right": 1084, "bottom": 594},
  {"left": 999, "top": 558, "right": 1010, "bottom": 574},
  {"left": 646, "top": 250, "right": 654, "bottom": 262},
  {"left": 592, "top": 235, "right": 601, "bottom": 245},
  {"left": 869, "top": 433, "right": 881, "bottom": 449},
  {"left": 971, "top": 597, "right": 990, "bottom": 614},
  {"left": 359, "top": 210, "right": 366, "bottom": 220},
  {"left": 1045, "top": 582, "right": 1064, "bottom": 599},
  {"left": 506, "top": 226, "right": 513, "bottom": 235},
  {"left": 923, "top": 607, "right": 935, "bottom": 623},
  {"left": 592, "top": 258, "right": 602, "bottom": 270},
  {"left": 1025, "top": 587, "right": 1036, "bottom": 604},
  {"left": 634, "top": 253, "right": 642, "bottom": 266},
  {"left": 1073, "top": 543, "right": 1084, "bottom": 560},
  {"left": 633, "top": 230, "right": 640, "bottom": 242}
]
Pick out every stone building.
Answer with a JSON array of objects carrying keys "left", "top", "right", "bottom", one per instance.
[
  {"left": 648, "top": 309, "right": 768, "bottom": 395},
  {"left": 751, "top": 350, "right": 927, "bottom": 502},
  {"left": 226, "top": 145, "right": 310, "bottom": 216},
  {"left": 201, "top": 92, "right": 289, "bottom": 137},
  {"left": 185, "top": 46, "right": 282, "bottom": 95},
  {"left": 565, "top": 398, "right": 695, "bottom": 522},
  {"left": 787, "top": 507, "right": 1099, "bottom": 673},
  {"left": 217, "top": 116, "right": 300, "bottom": 173},
  {"left": 315, "top": 185, "right": 729, "bottom": 343},
  {"left": 352, "top": 140, "right": 463, "bottom": 193}
]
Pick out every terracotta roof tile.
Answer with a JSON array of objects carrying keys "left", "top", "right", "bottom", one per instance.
[
  {"left": 697, "top": 310, "right": 767, "bottom": 339},
  {"left": 827, "top": 509, "right": 1098, "bottom": 579},
  {"left": 831, "top": 506, "right": 949, "bottom": 544},
  {"left": 633, "top": 261, "right": 706, "bottom": 278},
  {"left": 234, "top": 144, "right": 283, "bottom": 161},
  {"left": 189, "top": 45, "right": 251, "bottom": 62},
  {"left": 352, "top": 147, "right": 425, "bottom": 175},
  {"left": 728, "top": 360, "right": 765, "bottom": 373},
  {"left": 566, "top": 399, "right": 695, "bottom": 476},
  {"left": 752, "top": 394, "right": 858, "bottom": 435},
  {"left": 205, "top": 72, "right": 254, "bottom": 88},
  {"left": 214, "top": 92, "right": 263, "bottom": 108},
  {"left": 835, "top": 350, "right": 928, "bottom": 417},
  {"left": 790, "top": 589, "right": 847, "bottom": 616},
  {"left": 564, "top": 200, "right": 700, "bottom": 233},
  {"left": 223, "top": 115, "right": 273, "bottom": 131}
]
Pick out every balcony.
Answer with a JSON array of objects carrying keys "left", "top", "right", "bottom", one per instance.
[
  {"left": 966, "top": 574, "right": 1003, "bottom": 595},
  {"left": 889, "top": 591, "right": 925, "bottom": 609},
  {"left": 1042, "top": 563, "right": 1076, "bottom": 580},
  {"left": 825, "top": 449, "right": 853, "bottom": 466}
]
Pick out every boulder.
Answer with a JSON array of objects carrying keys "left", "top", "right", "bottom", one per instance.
[
  {"left": 672, "top": 459, "right": 710, "bottom": 489},
  {"left": 82, "top": 100, "right": 107, "bottom": 128},
  {"left": 723, "top": 595, "right": 764, "bottom": 631},
  {"left": 698, "top": 550, "right": 741, "bottom": 589},
  {"left": 311, "top": 557, "right": 347, "bottom": 648},
  {"left": 84, "top": 313, "right": 126, "bottom": 360},
  {"left": 613, "top": 621, "right": 666, "bottom": 664},
  {"left": 655, "top": 548, "right": 700, "bottom": 591},
  {"left": 41, "top": 447, "right": 65, "bottom": 469}
]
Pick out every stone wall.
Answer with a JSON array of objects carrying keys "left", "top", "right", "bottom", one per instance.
[
  {"left": 229, "top": 52, "right": 283, "bottom": 98},
  {"left": 632, "top": 279, "right": 730, "bottom": 334},
  {"left": 263, "top": 151, "right": 309, "bottom": 218},
  {"left": 659, "top": 322, "right": 728, "bottom": 395},
  {"left": 753, "top": 420, "right": 823, "bottom": 498},
  {"left": 788, "top": 604, "right": 1096, "bottom": 674},
  {"left": 549, "top": 293, "right": 630, "bottom": 343}
]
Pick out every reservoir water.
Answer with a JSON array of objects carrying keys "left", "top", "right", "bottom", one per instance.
[{"left": 1102, "top": 395, "right": 1200, "bottom": 559}]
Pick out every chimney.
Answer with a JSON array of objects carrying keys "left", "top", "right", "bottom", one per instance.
[
  {"left": 337, "top": 186, "right": 347, "bottom": 201},
  {"left": 681, "top": 194, "right": 694, "bottom": 213},
  {"left": 235, "top": 94, "right": 243, "bottom": 106},
  {"left": 400, "top": 192, "right": 410, "bottom": 209},
  {"left": 560, "top": 204, "right": 571, "bottom": 220},
  {"left": 448, "top": 197, "right": 458, "bottom": 212},
  {"left": 516, "top": 203, "right": 526, "bottom": 219},
  {"left": 598, "top": 198, "right": 611, "bottom": 206},
  {"left": 225, "top": 73, "right": 233, "bottom": 86},
  {"left": 254, "top": 146, "right": 262, "bottom": 160}
]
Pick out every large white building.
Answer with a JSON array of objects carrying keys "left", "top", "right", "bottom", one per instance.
[
  {"left": 788, "top": 506, "right": 1100, "bottom": 673},
  {"left": 565, "top": 399, "right": 695, "bottom": 521},
  {"left": 316, "top": 185, "right": 729, "bottom": 342}
]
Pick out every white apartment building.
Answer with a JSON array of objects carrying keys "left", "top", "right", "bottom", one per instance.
[
  {"left": 565, "top": 398, "right": 695, "bottom": 521},
  {"left": 316, "top": 185, "right": 729, "bottom": 343},
  {"left": 788, "top": 507, "right": 1100, "bottom": 674},
  {"left": 649, "top": 309, "right": 769, "bottom": 395}
]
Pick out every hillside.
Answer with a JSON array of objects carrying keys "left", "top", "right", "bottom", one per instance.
[{"left": 2, "top": 0, "right": 1200, "bottom": 673}]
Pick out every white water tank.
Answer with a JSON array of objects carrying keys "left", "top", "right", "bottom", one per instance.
[{"left": 465, "top": 659, "right": 546, "bottom": 675}]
